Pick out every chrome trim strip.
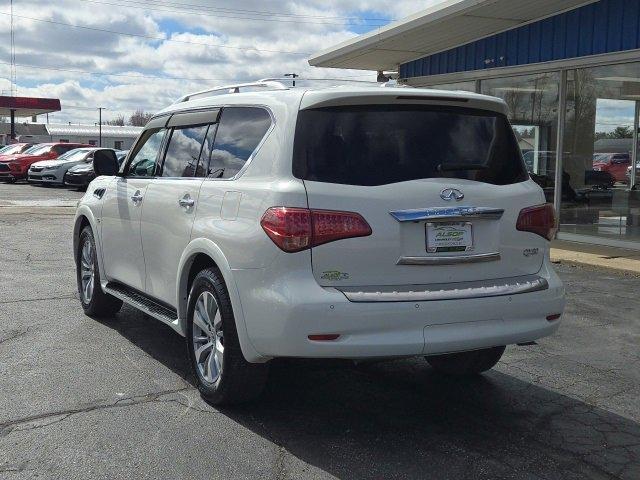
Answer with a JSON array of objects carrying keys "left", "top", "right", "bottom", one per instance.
[
  {"left": 339, "top": 275, "right": 548, "bottom": 303},
  {"left": 389, "top": 206, "right": 504, "bottom": 223},
  {"left": 397, "top": 252, "right": 501, "bottom": 265}
]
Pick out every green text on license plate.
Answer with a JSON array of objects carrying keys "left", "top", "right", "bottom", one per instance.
[{"left": 426, "top": 222, "right": 474, "bottom": 253}]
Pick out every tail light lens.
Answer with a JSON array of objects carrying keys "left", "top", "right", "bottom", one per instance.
[
  {"left": 261, "top": 207, "right": 372, "bottom": 253},
  {"left": 516, "top": 204, "right": 557, "bottom": 241}
]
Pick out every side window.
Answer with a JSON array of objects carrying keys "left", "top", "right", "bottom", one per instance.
[
  {"left": 126, "top": 129, "right": 166, "bottom": 177},
  {"left": 161, "top": 124, "right": 209, "bottom": 178},
  {"left": 52, "top": 145, "right": 68, "bottom": 155},
  {"left": 209, "top": 107, "right": 271, "bottom": 179}
]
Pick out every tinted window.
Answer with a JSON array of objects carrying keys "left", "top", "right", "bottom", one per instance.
[
  {"left": 293, "top": 105, "right": 528, "bottom": 186},
  {"left": 53, "top": 144, "right": 77, "bottom": 155},
  {"left": 209, "top": 107, "right": 271, "bottom": 179},
  {"left": 25, "top": 145, "right": 52, "bottom": 155},
  {"left": 127, "top": 129, "right": 166, "bottom": 177},
  {"left": 162, "top": 124, "right": 209, "bottom": 177}
]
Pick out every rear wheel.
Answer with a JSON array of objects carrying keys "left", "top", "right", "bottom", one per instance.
[
  {"left": 76, "top": 226, "right": 122, "bottom": 318},
  {"left": 187, "top": 268, "right": 268, "bottom": 405},
  {"left": 426, "top": 346, "right": 506, "bottom": 376}
]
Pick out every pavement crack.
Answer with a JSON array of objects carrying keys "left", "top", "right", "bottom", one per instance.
[
  {"left": 0, "top": 294, "right": 76, "bottom": 305},
  {"left": 0, "top": 387, "right": 195, "bottom": 436},
  {"left": 0, "top": 328, "right": 29, "bottom": 345}
]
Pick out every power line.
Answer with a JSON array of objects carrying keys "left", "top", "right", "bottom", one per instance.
[
  {"left": 74, "top": 0, "right": 389, "bottom": 26},
  {"left": 77, "top": 0, "right": 392, "bottom": 22},
  {"left": 1, "top": 12, "right": 312, "bottom": 55},
  {"left": 0, "top": 61, "right": 374, "bottom": 83},
  {"left": 0, "top": 60, "right": 238, "bottom": 81}
]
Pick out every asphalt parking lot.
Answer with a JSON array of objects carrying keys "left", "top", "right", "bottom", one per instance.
[{"left": 0, "top": 182, "right": 639, "bottom": 480}]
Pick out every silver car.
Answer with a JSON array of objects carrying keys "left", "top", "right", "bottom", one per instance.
[{"left": 28, "top": 148, "right": 112, "bottom": 185}]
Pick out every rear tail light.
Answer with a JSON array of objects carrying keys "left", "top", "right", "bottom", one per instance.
[
  {"left": 261, "top": 207, "right": 372, "bottom": 253},
  {"left": 516, "top": 204, "right": 557, "bottom": 241}
]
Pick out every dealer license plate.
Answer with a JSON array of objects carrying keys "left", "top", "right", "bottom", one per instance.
[{"left": 426, "top": 222, "right": 474, "bottom": 253}]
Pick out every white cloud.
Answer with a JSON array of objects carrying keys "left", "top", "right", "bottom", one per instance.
[{"left": 1, "top": 0, "right": 444, "bottom": 124}]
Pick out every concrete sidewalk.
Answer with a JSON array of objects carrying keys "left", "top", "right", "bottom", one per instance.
[{"left": 551, "top": 240, "right": 640, "bottom": 275}]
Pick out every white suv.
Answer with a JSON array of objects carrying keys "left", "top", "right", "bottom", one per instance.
[{"left": 74, "top": 80, "right": 566, "bottom": 404}]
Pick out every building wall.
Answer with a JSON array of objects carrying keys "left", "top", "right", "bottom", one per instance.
[
  {"left": 399, "top": 0, "right": 640, "bottom": 80},
  {"left": 14, "top": 134, "right": 137, "bottom": 150}
]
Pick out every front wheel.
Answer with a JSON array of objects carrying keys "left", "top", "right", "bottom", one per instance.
[
  {"left": 187, "top": 268, "right": 268, "bottom": 405},
  {"left": 76, "top": 226, "right": 122, "bottom": 318},
  {"left": 426, "top": 346, "right": 506, "bottom": 376}
]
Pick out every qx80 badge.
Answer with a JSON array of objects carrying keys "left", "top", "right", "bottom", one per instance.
[{"left": 440, "top": 188, "right": 464, "bottom": 201}]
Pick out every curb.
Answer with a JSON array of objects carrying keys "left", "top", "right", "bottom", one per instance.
[{"left": 550, "top": 248, "right": 640, "bottom": 275}]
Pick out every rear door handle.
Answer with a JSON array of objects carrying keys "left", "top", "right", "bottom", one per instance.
[
  {"left": 131, "top": 190, "right": 144, "bottom": 205},
  {"left": 178, "top": 194, "right": 195, "bottom": 209}
]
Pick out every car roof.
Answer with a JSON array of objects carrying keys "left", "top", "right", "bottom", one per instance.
[{"left": 155, "top": 84, "right": 508, "bottom": 119}]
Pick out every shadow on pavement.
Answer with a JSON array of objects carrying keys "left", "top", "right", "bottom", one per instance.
[{"left": 102, "top": 306, "right": 640, "bottom": 480}]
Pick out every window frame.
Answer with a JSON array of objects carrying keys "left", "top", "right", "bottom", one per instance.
[
  {"left": 203, "top": 105, "right": 275, "bottom": 182},
  {"left": 157, "top": 123, "right": 212, "bottom": 179},
  {"left": 155, "top": 108, "right": 221, "bottom": 180},
  {"left": 123, "top": 124, "right": 170, "bottom": 179}
]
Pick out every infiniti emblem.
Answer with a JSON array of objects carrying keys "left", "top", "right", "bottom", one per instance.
[{"left": 440, "top": 188, "right": 464, "bottom": 201}]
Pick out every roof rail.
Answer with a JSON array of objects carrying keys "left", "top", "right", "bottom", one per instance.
[
  {"left": 259, "top": 77, "right": 380, "bottom": 85},
  {"left": 175, "top": 80, "right": 289, "bottom": 103},
  {"left": 174, "top": 77, "right": 411, "bottom": 104}
]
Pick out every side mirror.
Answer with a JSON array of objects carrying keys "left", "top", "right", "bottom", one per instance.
[{"left": 93, "top": 149, "right": 119, "bottom": 176}]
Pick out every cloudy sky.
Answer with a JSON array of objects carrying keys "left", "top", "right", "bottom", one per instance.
[{"left": 0, "top": 0, "right": 440, "bottom": 125}]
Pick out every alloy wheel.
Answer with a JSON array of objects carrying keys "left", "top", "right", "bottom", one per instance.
[
  {"left": 192, "top": 291, "right": 224, "bottom": 385},
  {"left": 80, "top": 239, "right": 95, "bottom": 304}
]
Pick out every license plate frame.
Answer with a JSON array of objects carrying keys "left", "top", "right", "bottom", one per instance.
[{"left": 426, "top": 221, "right": 474, "bottom": 253}]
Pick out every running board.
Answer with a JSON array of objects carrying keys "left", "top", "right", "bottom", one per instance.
[{"left": 104, "top": 282, "right": 180, "bottom": 331}]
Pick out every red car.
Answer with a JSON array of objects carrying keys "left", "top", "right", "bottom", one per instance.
[
  {"left": 0, "top": 142, "right": 91, "bottom": 183},
  {"left": 0, "top": 142, "right": 35, "bottom": 160},
  {"left": 592, "top": 153, "right": 631, "bottom": 183}
]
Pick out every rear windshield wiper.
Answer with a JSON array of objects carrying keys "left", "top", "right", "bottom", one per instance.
[{"left": 437, "top": 163, "right": 489, "bottom": 172}]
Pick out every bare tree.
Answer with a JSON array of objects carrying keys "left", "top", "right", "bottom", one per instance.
[
  {"left": 106, "top": 114, "right": 125, "bottom": 126},
  {"left": 129, "top": 109, "right": 154, "bottom": 127}
]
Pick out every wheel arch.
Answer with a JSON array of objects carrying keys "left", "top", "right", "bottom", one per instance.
[
  {"left": 176, "top": 238, "right": 267, "bottom": 363},
  {"left": 73, "top": 206, "right": 108, "bottom": 284}
]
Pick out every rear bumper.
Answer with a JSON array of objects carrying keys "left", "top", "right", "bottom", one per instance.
[{"left": 233, "top": 259, "right": 565, "bottom": 360}]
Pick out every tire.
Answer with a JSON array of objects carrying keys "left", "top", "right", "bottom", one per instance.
[
  {"left": 187, "top": 268, "right": 268, "bottom": 405},
  {"left": 426, "top": 346, "right": 506, "bottom": 376},
  {"left": 76, "top": 226, "right": 122, "bottom": 318}
]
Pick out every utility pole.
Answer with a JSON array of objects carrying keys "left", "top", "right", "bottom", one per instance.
[
  {"left": 284, "top": 73, "right": 299, "bottom": 86},
  {"left": 98, "top": 107, "right": 104, "bottom": 147}
]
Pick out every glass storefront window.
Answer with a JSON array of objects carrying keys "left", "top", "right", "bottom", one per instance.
[
  {"left": 429, "top": 80, "right": 477, "bottom": 92},
  {"left": 481, "top": 72, "right": 561, "bottom": 205},
  {"left": 561, "top": 62, "right": 640, "bottom": 244}
]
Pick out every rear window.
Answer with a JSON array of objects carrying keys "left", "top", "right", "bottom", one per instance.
[{"left": 293, "top": 105, "right": 527, "bottom": 186}]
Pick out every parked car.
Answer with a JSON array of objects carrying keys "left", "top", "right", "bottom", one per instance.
[
  {"left": 0, "top": 142, "right": 35, "bottom": 160},
  {"left": 626, "top": 162, "right": 640, "bottom": 183},
  {"left": 592, "top": 153, "right": 631, "bottom": 183},
  {"left": 64, "top": 150, "right": 127, "bottom": 188},
  {"left": 74, "top": 83, "right": 566, "bottom": 405},
  {"left": 28, "top": 147, "right": 112, "bottom": 186},
  {"left": 0, "top": 142, "right": 91, "bottom": 183}
]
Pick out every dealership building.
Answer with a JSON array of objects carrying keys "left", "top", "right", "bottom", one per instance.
[{"left": 311, "top": 0, "right": 640, "bottom": 250}]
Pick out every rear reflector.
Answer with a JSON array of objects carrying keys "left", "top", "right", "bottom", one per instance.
[
  {"left": 261, "top": 207, "right": 371, "bottom": 253},
  {"left": 546, "top": 314, "right": 562, "bottom": 321},
  {"left": 308, "top": 334, "right": 340, "bottom": 341},
  {"left": 517, "top": 204, "right": 557, "bottom": 241}
]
